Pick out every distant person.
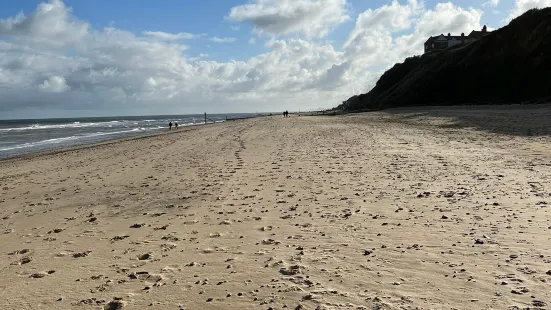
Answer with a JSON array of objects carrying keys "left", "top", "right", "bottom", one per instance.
[
  {"left": 169, "top": 122, "right": 172, "bottom": 130},
  {"left": 283, "top": 111, "right": 286, "bottom": 118},
  {"left": 174, "top": 122, "right": 178, "bottom": 129}
]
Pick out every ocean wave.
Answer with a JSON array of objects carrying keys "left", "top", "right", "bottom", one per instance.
[
  {"left": 0, "top": 120, "right": 128, "bottom": 132},
  {"left": 0, "top": 119, "right": 211, "bottom": 132},
  {"left": 0, "top": 127, "right": 160, "bottom": 152}
]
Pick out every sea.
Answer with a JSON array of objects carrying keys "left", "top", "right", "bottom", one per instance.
[{"left": 0, "top": 114, "right": 258, "bottom": 159}]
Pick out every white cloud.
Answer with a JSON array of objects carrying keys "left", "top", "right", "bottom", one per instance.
[
  {"left": 309, "top": 61, "right": 351, "bottom": 91},
  {"left": 227, "top": 0, "right": 349, "bottom": 38},
  {"left": 39, "top": 76, "right": 69, "bottom": 92},
  {"left": 344, "top": 0, "right": 420, "bottom": 63},
  {"left": 188, "top": 54, "right": 209, "bottom": 62},
  {"left": 348, "top": 0, "right": 421, "bottom": 36},
  {"left": 210, "top": 36, "right": 237, "bottom": 43},
  {"left": 483, "top": 0, "right": 500, "bottom": 7},
  {"left": 0, "top": 0, "right": 88, "bottom": 45},
  {"left": 510, "top": 0, "right": 551, "bottom": 18},
  {"left": 142, "top": 31, "right": 196, "bottom": 41}
]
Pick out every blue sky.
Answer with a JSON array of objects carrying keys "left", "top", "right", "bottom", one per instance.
[{"left": 0, "top": 0, "right": 546, "bottom": 118}]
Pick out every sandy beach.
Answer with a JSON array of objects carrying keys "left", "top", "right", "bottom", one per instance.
[{"left": 1, "top": 106, "right": 550, "bottom": 310}]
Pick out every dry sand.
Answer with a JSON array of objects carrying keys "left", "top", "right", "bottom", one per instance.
[{"left": 1, "top": 105, "right": 550, "bottom": 310}]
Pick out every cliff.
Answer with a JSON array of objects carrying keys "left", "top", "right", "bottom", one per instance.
[{"left": 338, "top": 7, "right": 551, "bottom": 111}]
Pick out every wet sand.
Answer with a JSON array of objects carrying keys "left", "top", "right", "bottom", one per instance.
[{"left": 1, "top": 107, "right": 550, "bottom": 309}]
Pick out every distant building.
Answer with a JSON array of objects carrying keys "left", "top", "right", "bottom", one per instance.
[{"left": 424, "top": 25, "right": 490, "bottom": 53}]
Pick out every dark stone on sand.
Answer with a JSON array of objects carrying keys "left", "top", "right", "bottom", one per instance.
[
  {"left": 20, "top": 257, "right": 32, "bottom": 264},
  {"left": 73, "top": 251, "right": 91, "bottom": 258},
  {"left": 280, "top": 265, "right": 303, "bottom": 276},
  {"left": 104, "top": 300, "right": 125, "bottom": 310},
  {"left": 111, "top": 235, "right": 130, "bottom": 242},
  {"left": 533, "top": 300, "right": 547, "bottom": 307},
  {"left": 78, "top": 298, "right": 106, "bottom": 306},
  {"left": 474, "top": 239, "right": 484, "bottom": 245},
  {"left": 137, "top": 253, "right": 151, "bottom": 260}
]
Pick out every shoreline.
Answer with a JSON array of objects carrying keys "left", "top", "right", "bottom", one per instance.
[
  {"left": 0, "top": 115, "right": 273, "bottom": 163},
  {"left": 0, "top": 120, "right": 220, "bottom": 163},
  {"left": 4, "top": 101, "right": 551, "bottom": 164},
  {"left": 0, "top": 113, "right": 270, "bottom": 163}
]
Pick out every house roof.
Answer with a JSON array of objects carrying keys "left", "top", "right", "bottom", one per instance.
[
  {"left": 468, "top": 30, "right": 489, "bottom": 38},
  {"left": 425, "top": 34, "right": 466, "bottom": 44}
]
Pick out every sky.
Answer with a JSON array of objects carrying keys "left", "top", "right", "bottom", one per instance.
[{"left": 0, "top": 0, "right": 549, "bottom": 119}]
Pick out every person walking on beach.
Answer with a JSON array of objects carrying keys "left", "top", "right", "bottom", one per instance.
[
  {"left": 169, "top": 121, "right": 172, "bottom": 130},
  {"left": 174, "top": 122, "right": 178, "bottom": 129}
]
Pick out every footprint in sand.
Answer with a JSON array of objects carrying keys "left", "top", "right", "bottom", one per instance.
[
  {"left": 29, "top": 270, "right": 56, "bottom": 278},
  {"left": 11, "top": 256, "right": 32, "bottom": 265},
  {"left": 72, "top": 251, "right": 92, "bottom": 258}
]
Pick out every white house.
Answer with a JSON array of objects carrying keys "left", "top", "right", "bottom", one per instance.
[{"left": 424, "top": 26, "right": 489, "bottom": 53}]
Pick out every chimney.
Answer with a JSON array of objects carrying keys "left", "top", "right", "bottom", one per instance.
[
  {"left": 482, "top": 25, "right": 487, "bottom": 32},
  {"left": 448, "top": 33, "right": 451, "bottom": 37},
  {"left": 461, "top": 33, "right": 464, "bottom": 36}
]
